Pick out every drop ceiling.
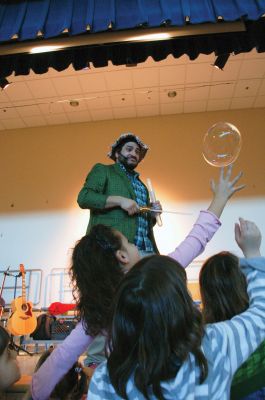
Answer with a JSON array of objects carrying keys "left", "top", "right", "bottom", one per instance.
[{"left": 0, "top": 48, "right": 264, "bottom": 130}]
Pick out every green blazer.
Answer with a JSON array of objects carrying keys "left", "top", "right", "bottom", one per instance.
[{"left": 77, "top": 163, "right": 158, "bottom": 253}]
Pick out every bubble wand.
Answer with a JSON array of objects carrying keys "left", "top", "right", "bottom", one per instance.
[{"left": 146, "top": 178, "right": 163, "bottom": 227}]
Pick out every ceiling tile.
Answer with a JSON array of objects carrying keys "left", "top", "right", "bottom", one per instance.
[
  {"left": 186, "top": 63, "right": 212, "bottom": 84},
  {"left": 258, "top": 79, "right": 265, "bottom": 95},
  {"left": 132, "top": 68, "right": 159, "bottom": 88},
  {"left": 0, "top": 121, "right": 5, "bottom": 130},
  {"left": 160, "top": 102, "right": 183, "bottom": 114},
  {"left": 194, "top": 53, "right": 215, "bottom": 63},
  {"left": 184, "top": 86, "right": 209, "bottom": 101},
  {"left": 233, "top": 79, "right": 261, "bottom": 98},
  {"left": 1, "top": 118, "right": 26, "bottom": 129},
  {"left": 183, "top": 100, "right": 207, "bottom": 113},
  {"left": 0, "top": 48, "right": 263, "bottom": 130},
  {"left": 0, "top": 104, "right": 20, "bottom": 119},
  {"left": 84, "top": 93, "right": 111, "bottom": 109},
  {"left": 23, "top": 115, "right": 47, "bottom": 127},
  {"left": 90, "top": 108, "right": 113, "bottom": 121},
  {"left": 253, "top": 96, "right": 265, "bottom": 108},
  {"left": 78, "top": 73, "right": 107, "bottom": 92},
  {"left": 45, "top": 113, "right": 69, "bottom": 125},
  {"left": 104, "top": 70, "right": 133, "bottom": 90},
  {"left": 113, "top": 107, "right": 137, "bottom": 119},
  {"left": 209, "top": 82, "right": 235, "bottom": 99},
  {"left": 159, "top": 65, "right": 186, "bottom": 86},
  {"left": 207, "top": 98, "right": 231, "bottom": 111},
  {"left": 26, "top": 79, "right": 58, "bottom": 99},
  {"left": 5, "top": 82, "right": 34, "bottom": 101},
  {"left": 38, "top": 99, "right": 65, "bottom": 115},
  {"left": 16, "top": 104, "right": 42, "bottom": 117},
  {"left": 136, "top": 104, "right": 159, "bottom": 117},
  {"left": 67, "top": 111, "right": 92, "bottom": 123},
  {"left": 212, "top": 60, "right": 241, "bottom": 82},
  {"left": 52, "top": 76, "right": 82, "bottom": 96},
  {"left": 0, "top": 89, "right": 11, "bottom": 102},
  {"left": 134, "top": 89, "right": 159, "bottom": 105},
  {"left": 110, "top": 90, "right": 135, "bottom": 107},
  {"left": 239, "top": 59, "right": 265, "bottom": 79},
  {"left": 230, "top": 97, "right": 255, "bottom": 109}
]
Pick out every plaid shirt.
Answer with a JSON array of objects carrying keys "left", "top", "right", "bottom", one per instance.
[
  {"left": 231, "top": 340, "right": 265, "bottom": 399},
  {"left": 118, "top": 163, "right": 154, "bottom": 252}
]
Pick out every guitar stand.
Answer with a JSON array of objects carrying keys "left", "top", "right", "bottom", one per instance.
[{"left": 10, "top": 334, "right": 34, "bottom": 356}]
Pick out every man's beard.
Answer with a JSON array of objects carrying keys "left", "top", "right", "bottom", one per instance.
[{"left": 117, "top": 153, "right": 138, "bottom": 171}]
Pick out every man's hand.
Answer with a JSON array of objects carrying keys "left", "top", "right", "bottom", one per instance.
[
  {"left": 208, "top": 165, "right": 245, "bottom": 218},
  {"left": 119, "top": 198, "right": 139, "bottom": 215},
  {"left": 235, "top": 217, "right": 261, "bottom": 258},
  {"left": 150, "top": 201, "right": 162, "bottom": 219}
]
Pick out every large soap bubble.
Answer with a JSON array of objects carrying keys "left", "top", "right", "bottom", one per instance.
[{"left": 202, "top": 122, "right": 242, "bottom": 167}]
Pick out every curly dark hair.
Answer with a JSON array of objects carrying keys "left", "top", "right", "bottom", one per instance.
[
  {"left": 107, "top": 255, "right": 208, "bottom": 400},
  {"left": 199, "top": 251, "right": 249, "bottom": 323},
  {"left": 69, "top": 224, "right": 124, "bottom": 337}
]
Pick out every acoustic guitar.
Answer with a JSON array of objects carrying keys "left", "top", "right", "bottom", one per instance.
[{"left": 7, "top": 264, "right": 37, "bottom": 336}]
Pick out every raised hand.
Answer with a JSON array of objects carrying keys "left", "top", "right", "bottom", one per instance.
[
  {"left": 210, "top": 165, "right": 245, "bottom": 201},
  {"left": 235, "top": 217, "right": 261, "bottom": 258},
  {"left": 208, "top": 165, "right": 245, "bottom": 218}
]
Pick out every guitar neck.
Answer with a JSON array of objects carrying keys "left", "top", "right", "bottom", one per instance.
[{"left": 20, "top": 264, "right": 26, "bottom": 305}]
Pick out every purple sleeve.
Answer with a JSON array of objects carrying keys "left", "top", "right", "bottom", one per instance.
[
  {"left": 31, "top": 321, "right": 93, "bottom": 400},
  {"left": 167, "top": 210, "right": 221, "bottom": 268}
]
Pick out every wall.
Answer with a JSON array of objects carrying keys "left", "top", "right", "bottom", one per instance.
[{"left": 0, "top": 108, "right": 264, "bottom": 306}]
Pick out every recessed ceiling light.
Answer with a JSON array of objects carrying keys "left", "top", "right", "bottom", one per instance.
[
  {"left": 167, "top": 90, "right": 177, "bottom": 98},
  {"left": 69, "top": 100, "right": 79, "bottom": 107}
]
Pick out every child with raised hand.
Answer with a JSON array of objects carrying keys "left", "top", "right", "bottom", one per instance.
[
  {"left": 31, "top": 166, "right": 244, "bottom": 400},
  {"left": 88, "top": 218, "right": 264, "bottom": 399}
]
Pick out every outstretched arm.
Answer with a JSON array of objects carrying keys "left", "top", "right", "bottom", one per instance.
[
  {"left": 207, "top": 165, "right": 245, "bottom": 218},
  {"left": 168, "top": 166, "right": 245, "bottom": 267},
  {"left": 212, "top": 219, "right": 264, "bottom": 377},
  {"left": 31, "top": 322, "right": 93, "bottom": 400}
]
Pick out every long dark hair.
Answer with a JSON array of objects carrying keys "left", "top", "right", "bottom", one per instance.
[
  {"left": 107, "top": 255, "right": 208, "bottom": 400},
  {"left": 199, "top": 251, "right": 249, "bottom": 323},
  {"left": 69, "top": 224, "right": 124, "bottom": 337},
  {"left": 0, "top": 326, "right": 10, "bottom": 356}
]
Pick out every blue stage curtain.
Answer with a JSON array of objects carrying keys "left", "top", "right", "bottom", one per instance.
[
  {"left": 19, "top": 0, "right": 50, "bottom": 40},
  {"left": 0, "top": 0, "right": 265, "bottom": 41},
  {"left": 0, "top": 1, "right": 27, "bottom": 41},
  {"left": 43, "top": 0, "right": 74, "bottom": 38}
]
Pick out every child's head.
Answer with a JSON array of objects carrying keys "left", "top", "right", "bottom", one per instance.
[
  {"left": 70, "top": 224, "right": 140, "bottom": 336},
  {"left": 35, "top": 347, "right": 87, "bottom": 399},
  {"left": 199, "top": 251, "right": 249, "bottom": 323},
  {"left": 107, "top": 255, "right": 207, "bottom": 399},
  {"left": 0, "top": 326, "right": 21, "bottom": 391}
]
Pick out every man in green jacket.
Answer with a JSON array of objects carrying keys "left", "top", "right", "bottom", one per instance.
[{"left": 77, "top": 133, "right": 160, "bottom": 255}]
